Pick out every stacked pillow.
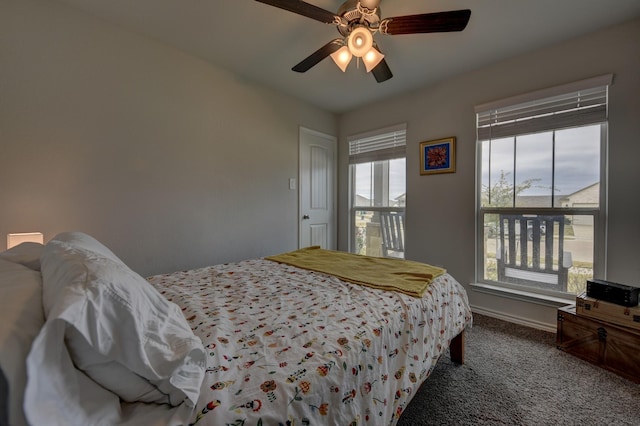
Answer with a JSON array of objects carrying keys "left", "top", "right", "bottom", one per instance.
[
  {"left": 0, "top": 241, "right": 43, "bottom": 271},
  {"left": 24, "top": 232, "right": 206, "bottom": 425},
  {"left": 0, "top": 244, "right": 45, "bottom": 426}
]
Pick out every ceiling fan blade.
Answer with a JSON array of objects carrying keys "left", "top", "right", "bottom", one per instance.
[
  {"left": 371, "top": 44, "right": 393, "bottom": 83},
  {"left": 371, "top": 59, "right": 392, "bottom": 83},
  {"left": 255, "top": 0, "right": 338, "bottom": 24},
  {"left": 379, "top": 9, "right": 471, "bottom": 35},
  {"left": 369, "top": 44, "right": 392, "bottom": 83},
  {"left": 292, "top": 39, "right": 342, "bottom": 73}
]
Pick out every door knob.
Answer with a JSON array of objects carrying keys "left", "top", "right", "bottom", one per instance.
[{"left": 302, "top": 215, "right": 310, "bottom": 220}]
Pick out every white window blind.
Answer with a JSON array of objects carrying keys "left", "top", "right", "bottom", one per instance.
[
  {"left": 348, "top": 124, "right": 406, "bottom": 164},
  {"left": 476, "top": 74, "right": 613, "bottom": 140}
]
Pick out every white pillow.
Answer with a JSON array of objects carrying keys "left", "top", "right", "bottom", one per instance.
[
  {"left": 0, "top": 258, "right": 45, "bottom": 426},
  {"left": 39, "top": 232, "right": 206, "bottom": 407},
  {"left": 0, "top": 242, "right": 44, "bottom": 271},
  {"left": 49, "top": 231, "right": 119, "bottom": 261},
  {"left": 25, "top": 317, "right": 123, "bottom": 426}
]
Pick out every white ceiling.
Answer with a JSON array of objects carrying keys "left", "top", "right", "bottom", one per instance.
[{"left": 55, "top": 0, "right": 640, "bottom": 113}]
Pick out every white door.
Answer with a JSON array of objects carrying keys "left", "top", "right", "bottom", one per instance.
[{"left": 299, "top": 127, "right": 337, "bottom": 249}]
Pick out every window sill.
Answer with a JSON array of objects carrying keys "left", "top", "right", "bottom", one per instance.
[{"left": 470, "top": 282, "right": 574, "bottom": 308}]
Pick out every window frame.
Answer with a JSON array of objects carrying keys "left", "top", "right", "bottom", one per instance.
[
  {"left": 474, "top": 76, "right": 611, "bottom": 299},
  {"left": 348, "top": 124, "right": 407, "bottom": 256}
]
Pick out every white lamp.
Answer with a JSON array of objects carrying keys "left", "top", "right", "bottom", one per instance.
[
  {"left": 7, "top": 232, "right": 44, "bottom": 249},
  {"left": 330, "top": 46, "right": 353, "bottom": 72}
]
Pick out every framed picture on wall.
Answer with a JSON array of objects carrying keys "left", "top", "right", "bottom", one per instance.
[{"left": 420, "top": 137, "right": 456, "bottom": 175}]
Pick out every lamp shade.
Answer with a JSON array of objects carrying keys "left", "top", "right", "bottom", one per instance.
[
  {"left": 362, "top": 48, "right": 384, "bottom": 72},
  {"left": 348, "top": 27, "right": 373, "bottom": 57},
  {"left": 7, "top": 232, "right": 44, "bottom": 249},
  {"left": 330, "top": 46, "right": 352, "bottom": 72}
]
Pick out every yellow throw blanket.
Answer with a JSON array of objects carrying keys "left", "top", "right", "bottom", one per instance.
[{"left": 265, "top": 246, "right": 446, "bottom": 298}]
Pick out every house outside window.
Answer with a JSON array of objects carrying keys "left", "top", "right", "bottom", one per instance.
[
  {"left": 349, "top": 124, "right": 406, "bottom": 258},
  {"left": 475, "top": 75, "right": 611, "bottom": 298}
]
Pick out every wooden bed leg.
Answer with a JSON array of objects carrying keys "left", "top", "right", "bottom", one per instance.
[{"left": 449, "top": 330, "right": 465, "bottom": 364}]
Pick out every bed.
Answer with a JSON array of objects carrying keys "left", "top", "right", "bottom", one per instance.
[{"left": 0, "top": 232, "right": 472, "bottom": 426}]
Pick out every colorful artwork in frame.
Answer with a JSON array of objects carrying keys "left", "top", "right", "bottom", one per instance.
[{"left": 420, "top": 137, "right": 456, "bottom": 175}]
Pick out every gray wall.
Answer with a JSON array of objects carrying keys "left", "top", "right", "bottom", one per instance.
[
  {"left": 338, "top": 18, "right": 640, "bottom": 329},
  {"left": 0, "top": 0, "right": 337, "bottom": 276}
]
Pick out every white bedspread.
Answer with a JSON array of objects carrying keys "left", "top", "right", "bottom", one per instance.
[{"left": 144, "top": 258, "right": 472, "bottom": 426}]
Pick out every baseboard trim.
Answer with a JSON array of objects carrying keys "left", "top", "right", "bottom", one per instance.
[{"left": 470, "top": 304, "right": 557, "bottom": 333}]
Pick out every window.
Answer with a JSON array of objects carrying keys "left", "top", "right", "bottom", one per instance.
[
  {"left": 349, "top": 124, "right": 406, "bottom": 258},
  {"left": 476, "top": 75, "right": 611, "bottom": 297}
]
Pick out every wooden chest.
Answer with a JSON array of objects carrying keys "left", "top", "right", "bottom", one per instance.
[
  {"left": 576, "top": 292, "right": 640, "bottom": 331},
  {"left": 556, "top": 305, "right": 640, "bottom": 384}
]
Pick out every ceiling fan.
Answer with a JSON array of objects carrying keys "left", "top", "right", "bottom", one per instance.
[{"left": 255, "top": 0, "right": 471, "bottom": 83}]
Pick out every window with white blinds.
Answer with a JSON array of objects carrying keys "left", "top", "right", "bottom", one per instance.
[
  {"left": 476, "top": 74, "right": 612, "bottom": 140},
  {"left": 475, "top": 75, "right": 611, "bottom": 298},
  {"left": 349, "top": 124, "right": 406, "bottom": 258},
  {"left": 348, "top": 124, "right": 406, "bottom": 164}
]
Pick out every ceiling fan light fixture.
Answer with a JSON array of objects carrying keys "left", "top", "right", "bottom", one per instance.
[
  {"left": 330, "top": 45, "right": 352, "bottom": 72},
  {"left": 362, "top": 48, "right": 384, "bottom": 72},
  {"left": 347, "top": 26, "right": 373, "bottom": 57}
]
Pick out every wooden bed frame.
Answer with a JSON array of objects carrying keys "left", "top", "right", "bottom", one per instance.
[{"left": 450, "top": 330, "right": 465, "bottom": 364}]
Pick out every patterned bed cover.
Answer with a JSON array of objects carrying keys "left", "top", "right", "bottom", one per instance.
[{"left": 145, "top": 257, "right": 472, "bottom": 426}]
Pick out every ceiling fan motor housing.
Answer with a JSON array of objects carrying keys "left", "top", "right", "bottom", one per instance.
[{"left": 337, "top": 0, "right": 381, "bottom": 36}]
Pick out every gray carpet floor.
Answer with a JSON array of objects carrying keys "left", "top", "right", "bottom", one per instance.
[{"left": 397, "top": 313, "right": 640, "bottom": 426}]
